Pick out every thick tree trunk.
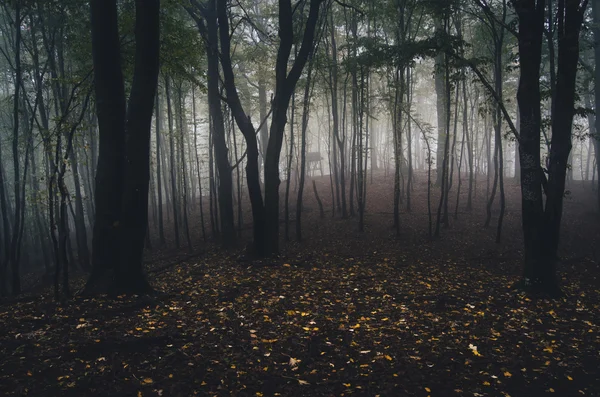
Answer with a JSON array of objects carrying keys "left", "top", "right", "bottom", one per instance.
[
  {"left": 516, "top": 1, "right": 547, "bottom": 291},
  {"left": 86, "top": 0, "right": 128, "bottom": 293},
  {"left": 85, "top": 0, "right": 159, "bottom": 295}
]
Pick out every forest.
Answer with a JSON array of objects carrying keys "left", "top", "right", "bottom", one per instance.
[{"left": 0, "top": 0, "right": 599, "bottom": 395}]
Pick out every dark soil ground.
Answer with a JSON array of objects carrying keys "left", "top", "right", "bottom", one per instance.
[{"left": 1, "top": 170, "right": 599, "bottom": 397}]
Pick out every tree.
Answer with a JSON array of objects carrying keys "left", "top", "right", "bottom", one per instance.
[
  {"left": 186, "top": 0, "right": 236, "bottom": 248},
  {"left": 217, "top": 0, "right": 325, "bottom": 256},
  {"left": 512, "top": 0, "right": 588, "bottom": 295},
  {"left": 84, "top": 0, "right": 160, "bottom": 294}
]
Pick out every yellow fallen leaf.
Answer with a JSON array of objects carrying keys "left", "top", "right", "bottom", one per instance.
[
  {"left": 548, "top": 388, "right": 555, "bottom": 393},
  {"left": 385, "top": 355, "right": 393, "bottom": 361},
  {"left": 543, "top": 346, "right": 553, "bottom": 353},
  {"left": 567, "top": 375, "right": 573, "bottom": 381},
  {"left": 142, "top": 378, "right": 153, "bottom": 384},
  {"left": 425, "top": 387, "right": 431, "bottom": 392},
  {"left": 483, "top": 381, "right": 491, "bottom": 386},
  {"left": 504, "top": 371, "right": 512, "bottom": 377}
]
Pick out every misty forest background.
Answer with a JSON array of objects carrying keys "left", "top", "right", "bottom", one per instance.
[{"left": 0, "top": 0, "right": 596, "bottom": 297}]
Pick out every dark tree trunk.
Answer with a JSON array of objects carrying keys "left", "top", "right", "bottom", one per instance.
[
  {"left": 263, "top": 0, "right": 324, "bottom": 255},
  {"left": 464, "top": 82, "right": 474, "bottom": 210},
  {"left": 189, "top": 1, "right": 236, "bottom": 246},
  {"left": 165, "top": 76, "right": 181, "bottom": 248},
  {"left": 85, "top": 0, "right": 159, "bottom": 295},
  {"left": 192, "top": 85, "right": 206, "bottom": 241},
  {"left": 513, "top": 0, "right": 586, "bottom": 295},
  {"left": 217, "top": 0, "right": 266, "bottom": 256},
  {"left": 296, "top": 51, "right": 315, "bottom": 241},
  {"left": 328, "top": 11, "right": 346, "bottom": 218},
  {"left": 86, "top": 0, "right": 128, "bottom": 293},
  {"left": 10, "top": 0, "right": 23, "bottom": 295},
  {"left": 176, "top": 83, "right": 192, "bottom": 249},
  {"left": 156, "top": 91, "right": 166, "bottom": 245},
  {"left": 285, "top": 93, "right": 295, "bottom": 241},
  {"left": 70, "top": 135, "right": 91, "bottom": 270},
  {"left": 434, "top": 18, "right": 447, "bottom": 186}
]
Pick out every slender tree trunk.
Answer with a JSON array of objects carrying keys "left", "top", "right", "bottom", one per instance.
[
  {"left": 216, "top": 0, "right": 266, "bottom": 256},
  {"left": 435, "top": 19, "right": 447, "bottom": 186},
  {"left": 192, "top": 85, "right": 206, "bottom": 241},
  {"left": 406, "top": 67, "right": 413, "bottom": 212},
  {"left": 156, "top": 90, "right": 165, "bottom": 244},
  {"left": 193, "top": 2, "right": 236, "bottom": 246},
  {"left": 165, "top": 76, "right": 181, "bottom": 248},
  {"left": 70, "top": 135, "right": 91, "bottom": 270},
  {"left": 177, "top": 83, "right": 192, "bottom": 249},
  {"left": 262, "top": 0, "right": 324, "bottom": 255},
  {"left": 9, "top": 0, "right": 23, "bottom": 295},
  {"left": 329, "top": 12, "right": 347, "bottom": 218},
  {"left": 296, "top": 52, "right": 315, "bottom": 240},
  {"left": 285, "top": 93, "right": 295, "bottom": 241}
]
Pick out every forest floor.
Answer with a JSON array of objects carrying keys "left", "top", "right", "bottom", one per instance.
[{"left": 1, "top": 171, "right": 599, "bottom": 397}]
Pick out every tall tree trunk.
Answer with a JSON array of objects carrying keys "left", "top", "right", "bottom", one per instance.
[
  {"left": 9, "top": 0, "right": 23, "bottom": 295},
  {"left": 190, "top": 2, "right": 236, "bottom": 246},
  {"left": 285, "top": 93, "right": 295, "bottom": 241},
  {"left": 217, "top": 0, "right": 266, "bottom": 256},
  {"left": 514, "top": 0, "right": 550, "bottom": 293},
  {"left": 156, "top": 90, "right": 165, "bottom": 245},
  {"left": 192, "top": 85, "right": 206, "bottom": 241},
  {"left": 260, "top": 0, "right": 324, "bottom": 255},
  {"left": 165, "top": 76, "right": 181, "bottom": 248},
  {"left": 85, "top": 0, "right": 160, "bottom": 294},
  {"left": 296, "top": 51, "right": 315, "bottom": 241},
  {"left": 434, "top": 19, "right": 447, "bottom": 186},
  {"left": 329, "top": 11, "right": 347, "bottom": 217},
  {"left": 70, "top": 135, "right": 91, "bottom": 270},
  {"left": 177, "top": 83, "right": 192, "bottom": 249},
  {"left": 463, "top": 80, "right": 474, "bottom": 211}
]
